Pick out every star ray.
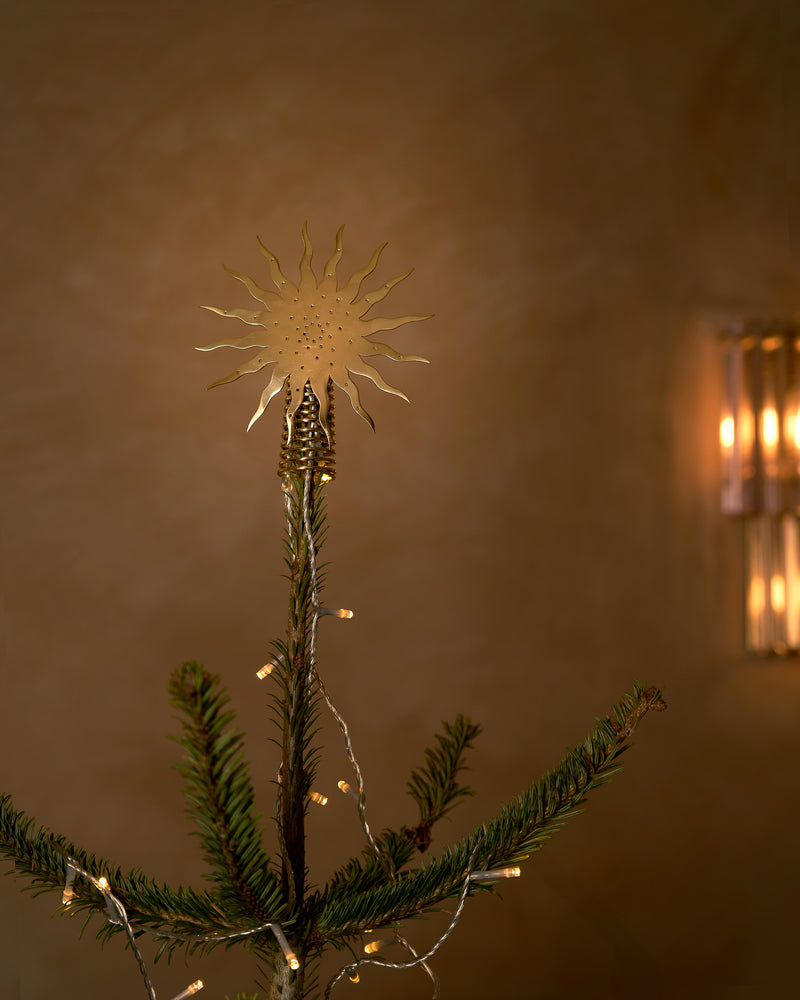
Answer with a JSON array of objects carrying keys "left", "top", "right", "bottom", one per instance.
[
  {"left": 333, "top": 375, "right": 375, "bottom": 431},
  {"left": 363, "top": 314, "right": 433, "bottom": 335},
  {"left": 247, "top": 370, "right": 289, "bottom": 432},
  {"left": 310, "top": 375, "right": 334, "bottom": 443},
  {"left": 196, "top": 331, "right": 269, "bottom": 352},
  {"left": 319, "top": 226, "right": 345, "bottom": 292},
  {"left": 257, "top": 237, "right": 298, "bottom": 294},
  {"left": 341, "top": 242, "right": 387, "bottom": 302},
  {"left": 298, "top": 222, "right": 316, "bottom": 290},
  {"left": 362, "top": 341, "right": 430, "bottom": 364},
  {"left": 354, "top": 270, "right": 413, "bottom": 315},
  {"left": 208, "top": 352, "right": 274, "bottom": 389},
  {"left": 346, "top": 359, "right": 409, "bottom": 402},
  {"left": 222, "top": 265, "right": 280, "bottom": 307},
  {"left": 200, "top": 305, "right": 265, "bottom": 327}
]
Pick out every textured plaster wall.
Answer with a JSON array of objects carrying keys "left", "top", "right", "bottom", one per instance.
[{"left": 1, "top": 1, "right": 799, "bottom": 998}]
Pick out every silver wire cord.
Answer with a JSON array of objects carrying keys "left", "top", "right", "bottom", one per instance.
[
  {"left": 64, "top": 858, "right": 157, "bottom": 1000},
  {"left": 63, "top": 855, "right": 297, "bottom": 993},
  {"left": 325, "top": 846, "right": 481, "bottom": 998},
  {"left": 299, "top": 471, "right": 388, "bottom": 874},
  {"left": 393, "top": 930, "right": 440, "bottom": 998}
]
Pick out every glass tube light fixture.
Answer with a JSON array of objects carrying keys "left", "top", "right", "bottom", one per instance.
[{"left": 720, "top": 320, "right": 800, "bottom": 654}]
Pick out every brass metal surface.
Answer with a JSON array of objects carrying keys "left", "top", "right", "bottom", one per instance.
[{"left": 197, "top": 225, "right": 430, "bottom": 440}]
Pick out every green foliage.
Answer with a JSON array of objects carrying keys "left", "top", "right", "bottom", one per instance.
[
  {"left": 323, "top": 713, "right": 483, "bottom": 905},
  {"left": 316, "top": 683, "right": 665, "bottom": 936},
  {"left": 0, "top": 468, "right": 665, "bottom": 998},
  {"left": 169, "top": 661, "right": 286, "bottom": 923},
  {"left": 406, "top": 714, "right": 483, "bottom": 847},
  {"left": 0, "top": 792, "right": 241, "bottom": 951}
]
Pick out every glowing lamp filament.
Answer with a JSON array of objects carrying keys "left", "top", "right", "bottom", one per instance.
[
  {"left": 720, "top": 416, "right": 735, "bottom": 450},
  {"left": 170, "top": 981, "right": 204, "bottom": 1000},
  {"left": 364, "top": 939, "right": 387, "bottom": 954},
  {"left": 762, "top": 406, "right": 779, "bottom": 453},
  {"left": 470, "top": 866, "right": 522, "bottom": 882},
  {"left": 338, "top": 780, "right": 359, "bottom": 801}
]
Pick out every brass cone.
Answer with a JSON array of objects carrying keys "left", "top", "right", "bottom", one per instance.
[{"left": 278, "top": 379, "right": 336, "bottom": 482}]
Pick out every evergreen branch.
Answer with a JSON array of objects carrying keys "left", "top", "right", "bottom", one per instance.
[
  {"left": 0, "top": 791, "right": 250, "bottom": 954},
  {"left": 169, "top": 661, "right": 286, "bottom": 924},
  {"left": 324, "top": 715, "right": 482, "bottom": 896},
  {"left": 318, "top": 683, "right": 665, "bottom": 935},
  {"left": 406, "top": 714, "right": 482, "bottom": 850}
]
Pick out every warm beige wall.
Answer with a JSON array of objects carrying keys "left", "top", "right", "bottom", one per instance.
[{"left": 2, "top": 1, "right": 799, "bottom": 997}]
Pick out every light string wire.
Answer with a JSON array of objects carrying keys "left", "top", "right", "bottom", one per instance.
[
  {"left": 60, "top": 858, "right": 168, "bottom": 1000},
  {"left": 61, "top": 856, "right": 299, "bottom": 994},
  {"left": 299, "top": 469, "right": 389, "bottom": 876},
  {"left": 324, "top": 846, "right": 482, "bottom": 998},
  {"left": 392, "top": 929, "right": 440, "bottom": 998}
]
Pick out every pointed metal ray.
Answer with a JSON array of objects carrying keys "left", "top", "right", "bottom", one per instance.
[
  {"left": 319, "top": 225, "right": 344, "bottom": 291},
  {"left": 354, "top": 270, "right": 413, "bottom": 315},
  {"left": 223, "top": 265, "right": 280, "bottom": 306},
  {"left": 257, "top": 236, "right": 298, "bottom": 294},
  {"left": 362, "top": 340, "right": 430, "bottom": 364},
  {"left": 346, "top": 358, "right": 409, "bottom": 401},
  {"left": 298, "top": 221, "right": 316, "bottom": 290},
  {"left": 333, "top": 374, "right": 375, "bottom": 431},
  {"left": 363, "top": 314, "right": 432, "bottom": 335},
  {"left": 208, "top": 352, "right": 274, "bottom": 388},
  {"left": 341, "top": 242, "right": 387, "bottom": 302},
  {"left": 284, "top": 379, "right": 310, "bottom": 444},
  {"left": 310, "top": 375, "right": 333, "bottom": 444},
  {"left": 196, "top": 331, "right": 270, "bottom": 352},
  {"left": 200, "top": 305, "right": 265, "bottom": 326},
  {"left": 247, "top": 370, "right": 289, "bottom": 431}
]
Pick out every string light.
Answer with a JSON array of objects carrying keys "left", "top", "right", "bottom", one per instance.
[
  {"left": 319, "top": 607, "right": 354, "bottom": 619},
  {"left": 61, "top": 857, "right": 298, "bottom": 998},
  {"left": 326, "top": 845, "right": 482, "bottom": 998},
  {"left": 169, "top": 981, "right": 204, "bottom": 1000},
  {"left": 257, "top": 653, "right": 285, "bottom": 679},
  {"left": 270, "top": 923, "right": 300, "bottom": 971},
  {"left": 364, "top": 939, "right": 388, "bottom": 955},
  {"left": 337, "top": 779, "right": 359, "bottom": 802},
  {"left": 61, "top": 863, "right": 77, "bottom": 905},
  {"left": 348, "top": 972, "right": 360, "bottom": 983},
  {"left": 308, "top": 790, "right": 328, "bottom": 806},
  {"left": 470, "top": 866, "right": 521, "bottom": 883}
]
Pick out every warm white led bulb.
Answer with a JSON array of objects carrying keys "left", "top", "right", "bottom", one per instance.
[
  {"left": 270, "top": 924, "right": 301, "bottom": 971},
  {"left": 364, "top": 939, "right": 387, "bottom": 955},
  {"left": 308, "top": 791, "right": 328, "bottom": 806},
  {"left": 97, "top": 876, "right": 109, "bottom": 891},
  {"left": 257, "top": 653, "right": 285, "bottom": 679},
  {"left": 470, "top": 866, "right": 522, "bottom": 882},
  {"left": 62, "top": 864, "right": 77, "bottom": 905},
  {"left": 320, "top": 607, "right": 354, "bottom": 619},
  {"left": 169, "top": 980, "right": 204, "bottom": 1000},
  {"left": 338, "top": 780, "right": 359, "bottom": 801},
  {"left": 348, "top": 971, "right": 360, "bottom": 983}
]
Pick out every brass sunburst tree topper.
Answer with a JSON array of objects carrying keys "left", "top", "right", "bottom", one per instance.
[
  {"left": 0, "top": 226, "right": 664, "bottom": 1000},
  {"left": 197, "top": 224, "right": 430, "bottom": 478}
]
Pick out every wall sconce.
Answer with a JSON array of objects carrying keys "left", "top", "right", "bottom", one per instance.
[{"left": 720, "top": 319, "right": 800, "bottom": 654}]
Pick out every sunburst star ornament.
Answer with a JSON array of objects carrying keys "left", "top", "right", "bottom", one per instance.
[{"left": 197, "top": 224, "right": 431, "bottom": 441}]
